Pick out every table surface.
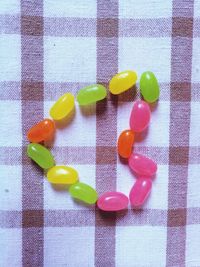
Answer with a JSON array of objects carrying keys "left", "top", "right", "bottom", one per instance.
[{"left": 0, "top": 0, "right": 200, "bottom": 266}]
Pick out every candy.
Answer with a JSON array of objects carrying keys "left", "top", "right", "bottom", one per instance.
[
  {"left": 50, "top": 93, "right": 75, "bottom": 121},
  {"left": 130, "top": 100, "right": 151, "bottom": 132},
  {"left": 69, "top": 182, "right": 98, "bottom": 204},
  {"left": 109, "top": 70, "right": 137, "bottom": 95},
  {"left": 47, "top": 166, "right": 78, "bottom": 184},
  {"left": 27, "top": 143, "right": 55, "bottom": 169},
  {"left": 129, "top": 153, "right": 157, "bottom": 177},
  {"left": 140, "top": 71, "right": 160, "bottom": 103},
  {"left": 77, "top": 84, "right": 107, "bottom": 105},
  {"left": 129, "top": 178, "right": 152, "bottom": 208},
  {"left": 27, "top": 119, "right": 55, "bottom": 143},
  {"left": 118, "top": 130, "right": 134, "bottom": 158},
  {"left": 97, "top": 192, "right": 129, "bottom": 211}
]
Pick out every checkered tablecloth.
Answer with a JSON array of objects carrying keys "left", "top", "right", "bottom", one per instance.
[{"left": 0, "top": 0, "right": 200, "bottom": 266}]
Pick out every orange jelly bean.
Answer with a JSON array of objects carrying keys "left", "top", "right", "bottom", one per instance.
[
  {"left": 27, "top": 119, "right": 55, "bottom": 143},
  {"left": 117, "top": 130, "right": 134, "bottom": 158}
]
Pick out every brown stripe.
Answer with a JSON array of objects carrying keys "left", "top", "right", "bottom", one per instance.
[
  {"left": 4, "top": 81, "right": 200, "bottom": 102},
  {"left": 44, "top": 210, "right": 95, "bottom": 227},
  {"left": 95, "top": 1, "right": 118, "bottom": 267},
  {"left": 0, "top": 14, "right": 20, "bottom": 34},
  {"left": 44, "top": 81, "right": 171, "bottom": 101},
  {"left": 194, "top": 18, "right": 200, "bottom": 37},
  {"left": 5, "top": 145, "right": 200, "bottom": 166},
  {"left": 119, "top": 18, "right": 172, "bottom": 37},
  {"left": 0, "top": 146, "right": 172, "bottom": 165},
  {"left": 0, "top": 81, "right": 21, "bottom": 100},
  {"left": 1, "top": 14, "right": 199, "bottom": 38},
  {"left": 3, "top": 208, "right": 200, "bottom": 228},
  {"left": 0, "top": 147, "right": 22, "bottom": 165},
  {"left": 0, "top": 211, "right": 22, "bottom": 228},
  {"left": 21, "top": 1, "right": 44, "bottom": 266},
  {"left": 44, "top": 17, "right": 96, "bottom": 37},
  {"left": 166, "top": 1, "right": 194, "bottom": 266}
]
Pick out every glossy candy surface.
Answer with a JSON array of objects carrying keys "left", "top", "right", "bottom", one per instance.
[
  {"left": 69, "top": 182, "right": 98, "bottom": 204},
  {"left": 27, "top": 143, "right": 55, "bottom": 169},
  {"left": 130, "top": 100, "right": 151, "bottom": 132},
  {"left": 140, "top": 71, "right": 160, "bottom": 103},
  {"left": 129, "top": 178, "right": 152, "bottom": 208},
  {"left": 129, "top": 153, "right": 157, "bottom": 177},
  {"left": 118, "top": 130, "right": 134, "bottom": 158},
  {"left": 77, "top": 84, "right": 107, "bottom": 105},
  {"left": 97, "top": 192, "right": 129, "bottom": 211},
  {"left": 50, "top": 93, "right": 75, "bottom": 121},
  {"left": 109, "top": 70, "right": 137, "bottom": 95},
  {"left": 47, "top": 166, "right": 78, "bottom": 184},
  {"left": 27, "top": 119, "right": 55, "bottom": 143}
]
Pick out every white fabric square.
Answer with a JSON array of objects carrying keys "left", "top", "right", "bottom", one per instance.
[
  {"left": 0, "top": 34, "right": 21, "bottom": 82},
  {"left": 192, "top": 38, "right": 200, "bottom": 83},
  {"left": 44, "top": 226, "right": 95, "bottom": 267},
  {"left": 0, "top": 165, "right": 22, "bottom": 210},
  {"left": 0, "top": 100, "right": 22, "bottom": 147},
  {"left": 119, "top": 0, "right": 172, "bottom": 19},
  {"left": 0, "top": 0, "right": 20, "bottom": 15},
  {"left": 117, "top": 101, "right": 170, "bottom": 147},
  {"left": 187, "top": 164, "right": 200, "bottom": 208},
  {"left": 117, "top": 163, "right": 168, "bottom": 209},
  {"left": 194, "top": 0, "right": 200, "bottom": 17},
  {"left": 44, "top": 101, "right": 96, "bottom": 147},
  {"left": 189, "top": 101, "right": 200, "bottom": 146},
  {"left": 186, "top": 224, "right": 200, "bottom": 267},
  {"left": 44, "top": 0, "right": 96, "bottom": 18},
  {"left": 44, "top": 36, "right": 96, "bottom": 82},
  {"left": 44, "top": 164, "right": 96, "bottom": 210},
  {"left": 0, "top": 228, "right": 22, "bottom": 267},
  {"left": 116, "top": 226, "right": 167, "bottom": 267},
  {"left": 119, "top": 37, "right": 171, "bottom": 83}
]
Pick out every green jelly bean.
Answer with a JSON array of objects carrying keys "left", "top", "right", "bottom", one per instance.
[
  {"left": 69, "top": 182, "right": 98, "bottom": 204},
  {"left": 77, "top": 84, "right": 107, "bottom": 105},
  {"left": 140, "top": 71, "right": 160, "bottom": 103},
  {"left": 27, "top": 143, "right": 55, "bottom": 169}
]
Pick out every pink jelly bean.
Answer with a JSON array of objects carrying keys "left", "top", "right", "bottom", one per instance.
[
  {"left": 129, "top": 178, "right": 152, "bottom": 208},
  {"left": 97, "top": 192, "right": 129, "bottom": 211},
  {"left": 128, "top": 153, "right": 157, "bottom": 177},
  {"left": 129, "top": 100, "right": 151, "bottom": 132}
]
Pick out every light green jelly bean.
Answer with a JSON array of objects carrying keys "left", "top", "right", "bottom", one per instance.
[
  {"left": 77, "top": 84, "right": 107, "bottom": 105},
  {"left": 27, "top": 143, "right": 55, "bottom": 169},
  {"left": 69, "top": 182, "right": 98, "bottom": 204},
  {"left": 140, "top": 71, "right": 160, "bottom": 103}
]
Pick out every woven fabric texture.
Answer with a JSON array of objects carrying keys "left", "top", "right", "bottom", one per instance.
[{"left": 0, "top": 0, "right": 200, "bottom": 266}]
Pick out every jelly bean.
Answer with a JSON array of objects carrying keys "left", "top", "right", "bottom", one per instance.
[
  {"left": 77, "top": 84, "right": 107, "bottom": 105},
  {"left": 27, "top": 119, "right": 55, "bottom": 143},
  {"left": 69, "top": 182, "right": 98, "bottom": 204},
  {"left": 130, "top": 100, "right": 151, "bottom": 132},
  {"left": 97, "top": 192, "right": 129, "bottom": 211},
  {"left": 129, "top": 153, "right": 157, "bottom": 177},
  {"left": 27, "top": 143, "right": 55, "bottom": 169},
  {"left": 50, "top": 93, "right": 75, "bottom": 121},
  {"left": 129, "top": 178, "right": 152, "bottom": 208},
  {"left": 117, "top": 130, "right": 134, "bottom": 158},
  {"left": 140, "top": 71, "right": 160, "bottom": 103},
  {"left": 109, "top": 70, "right": 137, "bottom": 95},
  {"left": 47, "top": 166, "right": 78, "bottom": 184}
]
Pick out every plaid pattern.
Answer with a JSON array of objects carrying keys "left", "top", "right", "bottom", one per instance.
[{"left": 0, "top": 0, "right": 199, "bottom": 266}]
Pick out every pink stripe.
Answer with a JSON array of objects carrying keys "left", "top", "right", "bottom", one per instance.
[
  {"left": 166, "top": 1, "right": 194, "bottom": 266},
  {"left": 95, "top": 1, "right": 118, "bottom": 266},
  {"left": 21, "top": 1, "right": 44, "bottom": 266}
]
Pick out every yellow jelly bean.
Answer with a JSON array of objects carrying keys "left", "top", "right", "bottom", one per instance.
[
  {"left": 109, "top": 70, "right": 137, "bottom": 95},
  {"left": 47, "top": 165, "right": 79, "bottom": 184},
  {"left": 50, "top": 93, "right": 75, "bottom": 121}
]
